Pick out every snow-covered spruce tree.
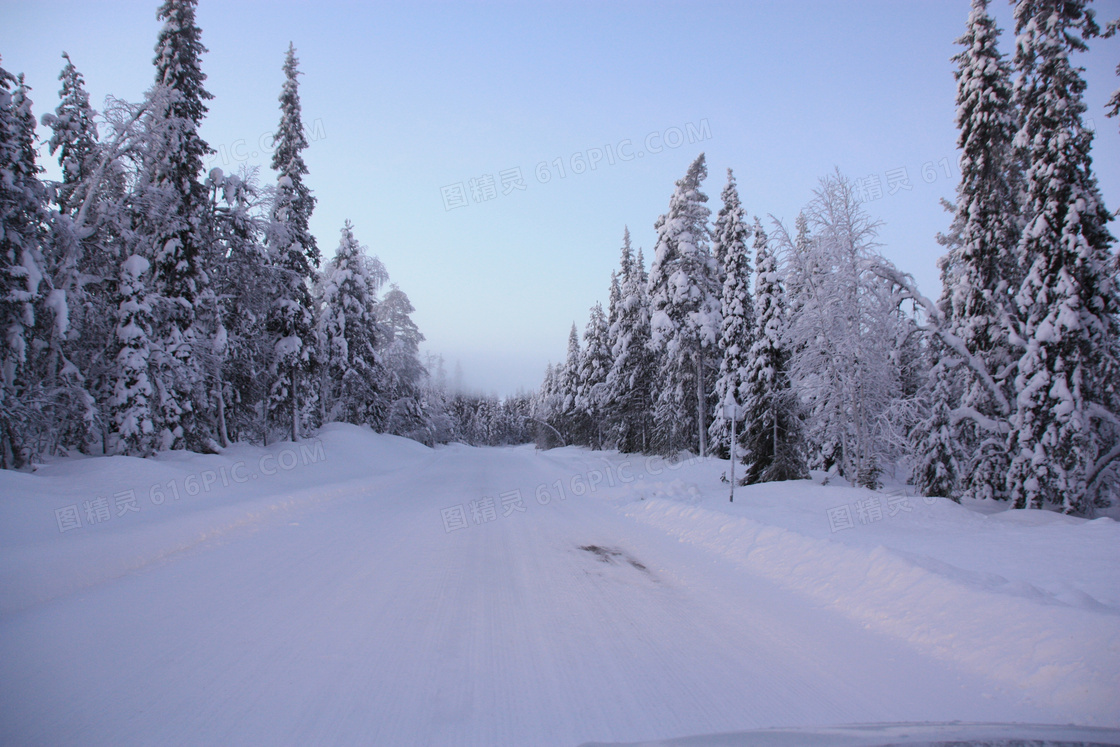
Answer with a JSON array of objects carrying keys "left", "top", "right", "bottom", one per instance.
[
  {"left": 129, "top": 0, "right": 217, "bottom": 452},
  {"left": 781, "top": 213, "right": 813, "bottom": 341},
  {"left": 1005, "top": 0, "right": 1120, "bottom": 513},
  {"left": 0, "top": 65, "right": 50, "bottom": 467},
  {"left": 41, "top": 59, "right": 104, "bottom": 308},
  {"left": 317, "top": 221, "right": 388, "bottom": 428},
  {"left": 648, "top": 154, "right": 720, "bottom": 456},
  {"left": 607, "top": 233, "right": 656, "bottom": 453},
  {"left": 557, "top": 322, "right": 588, "bottom": 444},
  {"left": 576, "top": 302, "right": 611, "bottom": 449},
  {"left": 783, "top": 172, "right": 906, "bottom": 488},
  {"left": 708, "top": 169, "right": 753, "bottom": 457},
  {"left": 108, "top": 254, "right": 157, "bottom": 456},
  {"left": 536, "top": 361, "right": 559, "bottom": 416},
  {"left": 607, "top": 269, "right": 621, "bottom": 335},
  {"left": 377, "top": 285, "right": 430, "bottom": 442},
  {"left": 934, "top": 0, "right": 1022, "bottom": 501},
  {"left": 909, "top": 360, "right": 959, "bottom": 499},
  {"left": 43, "top": 65, "right": 146, "bottom": 455},
  {"left": 266, "top": 43, "right": 320, "bottom": 442},
  {"left": 740, "top": 219, "right": 808, "bottom": 484},
  {"left": 602, "top": 268, "right": 622, "bottom": 445},
  {"left": 44, "top": 53, "right": 101, "bottom": 216},
  {"left": 944, "top": 0, "right": 1022, "bottom": 321},
  {"left": 35, "top": 54, "right": 120, "bottom": 455}
]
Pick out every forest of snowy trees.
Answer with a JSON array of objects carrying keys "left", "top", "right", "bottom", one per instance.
[
  {"left": 3, "top": 0, "right": 1119, "bottom": 516},
  {"left": 534, "top": 0, "right": 1120, "bottom": 516},
  {"left": 0, "top": 0, "right": 534, "bottom": 467}
]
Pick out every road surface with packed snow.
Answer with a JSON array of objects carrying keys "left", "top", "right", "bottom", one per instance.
[{"left": 1, "top": 425, "right": 1117, "bottom": 745}]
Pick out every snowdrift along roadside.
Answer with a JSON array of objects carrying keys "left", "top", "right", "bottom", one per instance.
[
  {"left": 622, "top": 489, "right": 1120, "bottom": 720},
  {"left": 0, "top": 424, "right": 436, "bottom": 615}
]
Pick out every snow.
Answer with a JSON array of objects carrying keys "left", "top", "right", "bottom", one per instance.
[
  {"left": 273, "top": 334, "right": 302, "bottom": 357},
  {"left": 121, "top": 253, "right": 150, "bottom": 278},
  {"left": 20, "top": 247, "right": 44, "bottom": 298},
  {"left": 623, "top": 485, "right": 1119, "bottom": 716},
  {"left": 1, "top": 426, "right": 1117, "bottom": 745},
  {"left": 45, "top": 288, "right": 68, "bottom": 335}
]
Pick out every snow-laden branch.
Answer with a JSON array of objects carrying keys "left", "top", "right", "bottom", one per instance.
[
  {"left": 1088, "top": 442, "right": 1120, "bottom": 491},
  {"left": 73, "top": 88, "right": 171, "bottom": 231},
  {"left": 863, "top": 259, "right": 1012, "bottom": 417},
  {"left": 523, "top": 416, "right": 566, "bottom": 447},
  {"left": 950, "top": 405, "right": 1009, "bottom": 435},
  {"left": 1089, "top": 403, "right": 1120, "bottom": 429}
]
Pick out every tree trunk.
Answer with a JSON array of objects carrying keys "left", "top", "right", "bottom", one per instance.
[
  {"left": 262, "top": 399, "right": 270, "bottom": 447},
  {"left": 695, "top": 351, "right": 707, "bottom": 457},
  {"left": 291, "top": 365, "right": 300, "bottom": 442},
  {"left": 216, "top": 380, "right": 230, "bottom": 448},
  {"left": 1, "top": 429, "right": 11, "bottom": 470},
  {"left": 773, "top": 398, "right": 778, "bottom": 465}
]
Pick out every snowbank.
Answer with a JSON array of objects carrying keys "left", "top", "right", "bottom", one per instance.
[
  {"left": 611, "top": 460, "right": 1120, "bottom": 722},
  {"left": 0, "top": 425, "right": 433, "bottom": 615}
]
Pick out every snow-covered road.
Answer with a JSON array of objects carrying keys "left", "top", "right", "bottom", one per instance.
[{"left": 1, "top": 427, "right": 1116, "bottom": 745}]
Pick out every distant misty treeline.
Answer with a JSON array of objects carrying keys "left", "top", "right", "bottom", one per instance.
[
  {"left": 0, "top": 0, "right": 534, "bottom": 467},
  {"left": 530, "top": 0, "right": 1120, "bottom": 515}
]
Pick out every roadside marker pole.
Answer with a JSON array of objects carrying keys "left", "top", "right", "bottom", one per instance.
[{"left": 724, "top": 403, "right": 740, "bottom": 503}]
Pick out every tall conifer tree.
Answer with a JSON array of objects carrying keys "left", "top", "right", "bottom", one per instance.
[
  {"left": 577, "top": 302, "right": 611, "bottom": 448},
  {"left": 741, "top": 219, "right": 807, "bottom": 483},
  {"left": 0, "top": 65, "right": 49, "bottom": 466},
  {"left": 648, "top": 154, "right": 719, "bottom": 455},
  {"left": 1006, "top": 0, "right": 1119, "bottom": 513},
  {"left": 132, "top": 0, "right": 216, "bottom": 450},
  {"left": 318, "top": 221, "right": 386, "bottom": 428},
  {"left": 709, "top": 170, "right": 753, "bottom": 456},
  {"left": 607, "top": 231, "right": 655, "bottom": 453},
  {"left": 267, "top": 43, "right": 320, "bottom": 442},
  {"left": 936, "top": 0, "right": 1022, "bottom": 501}
]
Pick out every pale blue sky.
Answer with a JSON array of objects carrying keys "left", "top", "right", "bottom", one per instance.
[{"left": 3, "top": 0, "right": 1118, "bottom": 395}]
